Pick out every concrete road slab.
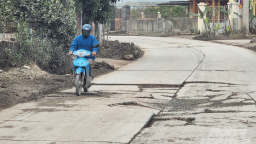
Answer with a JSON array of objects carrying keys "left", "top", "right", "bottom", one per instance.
[
  {"left": 132, "top": 112, "right": 256, "bottom": 144},
  {"left": 210, "top": 92, "right": 232, "bottom": 101},
  {"left": 210, "top": 105, "right": 256, "bottom": 112},
  {"left": 94, "top": 71, "right": 192, "bottom": 85},
  {"left": 90, "top": 85, "right": 140, "bottom": 92},
  {"left": 187, "top": 71, "right": 256, "bottom": 85},
  {"left": 248, "top": 92, "right": 256, "bottom": 101},
  {"left": 1, "top": 142, "right": 123, "bottom": 144},
  {"left": 198, "top": 102, "right": 213, "bottom": 107},
  {"left": 0, "top": 97, "right": 158, "bottom": 144},
  {"left": 152, "top": 93, "right": 173, "bottom": 100},
  {"left": 118, "top": 47, "right": 203, "bottom": 71},
  {"left": 143, "top": 88, "right": 177, "bottom": 94},
  {"left": 243, "top": 100, "right": 255, "bottom": 104},
  {"left": 222, "top": 99, "right": 246, "bottom": 103},
  {"left": 231, "top": 94, "right": 251, "bottom": 99},
  {"left": 61, "top": 85, "right": 140, "bottom": 94},
  {"left": 177, "top": 83, "right": 231, "bottom": 99}
]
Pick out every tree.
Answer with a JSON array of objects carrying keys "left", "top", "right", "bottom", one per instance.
[
  {"left": 1, "top": 0, "right": 77, "bottom": 44},
  {"left": 75, "top": 0, "right": 119, "bottom": 24},
  {"left": 0, "top": 0, "right": 77, "bottom": 73},
  {"left": 74, "top": 0, "right": 120, "bottom": 46}
]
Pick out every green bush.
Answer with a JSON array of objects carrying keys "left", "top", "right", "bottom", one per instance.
[{"left": 0, "top": 0, "right": 77, "bottom": 74}]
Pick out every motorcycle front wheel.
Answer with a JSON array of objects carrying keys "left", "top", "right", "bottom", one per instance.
[
  {"left": 83, "top": 87, "right": 88, "bottom": 92},
  {"left": 75, "top": 74, "right": 82, "bottom": 96}
]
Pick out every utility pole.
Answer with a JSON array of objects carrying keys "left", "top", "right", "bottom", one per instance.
[{"left": 243, "top": 0, "right": 249, "bottom": 33}]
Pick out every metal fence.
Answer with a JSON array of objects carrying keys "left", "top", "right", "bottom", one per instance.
[
  {"left": 207, "top": 5, "right": 229, "bottom": 33},
  {"left": 207, "top": 5, "right": 228, "bottom": 23}
]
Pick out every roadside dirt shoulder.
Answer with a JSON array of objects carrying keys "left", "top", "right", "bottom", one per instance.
[{"left": 211, "top": 39, "right": 256, "bottom": 53}]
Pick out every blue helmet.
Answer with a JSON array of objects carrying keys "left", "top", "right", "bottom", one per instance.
[{"left": 82, "top": 24, "right": 92, "bottom": 31}]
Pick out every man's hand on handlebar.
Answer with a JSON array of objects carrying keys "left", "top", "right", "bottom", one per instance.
[
  {"left": 69, "top": 51, "right": 73, "bottom": 55},
  {"left": 92, "top": 52, "right": 97, "bottom": 57}
]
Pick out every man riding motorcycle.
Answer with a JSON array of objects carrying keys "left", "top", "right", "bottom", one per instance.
[{"left": 69, "top": 24, "right": 99, "bottom": 77}]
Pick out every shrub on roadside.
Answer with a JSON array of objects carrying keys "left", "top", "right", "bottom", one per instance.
[{"left": 0, "top": 0, "right": 77, "bottom": 74}]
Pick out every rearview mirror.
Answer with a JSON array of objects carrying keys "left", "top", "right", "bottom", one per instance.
[{"left": 93, "top": 44, "right": 99, "bottom": 48}]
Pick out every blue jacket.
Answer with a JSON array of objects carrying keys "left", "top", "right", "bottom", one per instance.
[{"left": 70, "top": 35, "right": 99, "bottom": 60}]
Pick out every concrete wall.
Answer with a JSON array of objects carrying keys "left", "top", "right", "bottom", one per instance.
[
  {"left": 0, "top": 33, "right": 16, "bottom": 42},
  {"left": 233, "top": 18, "right": 239, "bottom": 32},
  {"left": 0, "top": 40, "right": 19, "bottom": 68},
  {"left": 126, "top": 17, "right": 198, "bottom": 33},
  {"left": 126, "top": 20, "right": 158, "bottom": 32},
  {"left": 166, "top": 17, "right": 198, "bottom": 32}
]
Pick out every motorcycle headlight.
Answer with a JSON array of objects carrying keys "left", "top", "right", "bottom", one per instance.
[{"left": 77, "top": 52, "right": 86, "bottom": 57}]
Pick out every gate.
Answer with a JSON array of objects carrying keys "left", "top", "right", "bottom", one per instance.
[{"left": 207, "top": 5, "right": 228, "bottom": 33}]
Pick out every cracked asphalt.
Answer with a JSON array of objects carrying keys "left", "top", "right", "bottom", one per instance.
[{"left": 0, "top": 36, "right": 256, "bottom": 144}]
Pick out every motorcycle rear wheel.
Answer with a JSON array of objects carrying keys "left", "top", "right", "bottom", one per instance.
[{"left": 75, "top": 74, "right": 82, "bottom": 96}]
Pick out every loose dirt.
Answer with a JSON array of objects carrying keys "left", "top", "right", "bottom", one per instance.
[
  {"left": 192, "top": 31, "right": 249, "bottom": 41},
  {"left": 98, "top": 40, "right": 144, "bottom": 60},
  {"left": 0, "top": 68, "right": 73, "bottom": 110}
]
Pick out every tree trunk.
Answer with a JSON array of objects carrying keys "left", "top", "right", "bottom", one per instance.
[{"left": 203, "top": 19, "right": 211, "bottom": 39}]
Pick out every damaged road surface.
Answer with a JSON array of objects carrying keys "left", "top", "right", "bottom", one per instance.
[{"left": 1, "top": 36, "right": 256, "bottom": 144}]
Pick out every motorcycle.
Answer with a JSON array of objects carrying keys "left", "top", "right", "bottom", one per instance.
[{"left": 72, "top": 44, "right": 99, "bottom": 96}]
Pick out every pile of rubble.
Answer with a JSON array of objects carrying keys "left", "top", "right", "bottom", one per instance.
[
  {"left": 0, "top": 63, "right": 49, "bottom": 80},
  {"left": 98, "top": 40, "right": 144, "bottom": 61}
]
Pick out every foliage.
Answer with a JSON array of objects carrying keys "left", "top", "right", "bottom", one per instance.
[
  {"left": 189, "top": 3, "right": 236, "bottom": 38},
  {"left": 209, "top": 7, "right": 220, "bottom": 36},
  {"left": 219, "top": 3, "right": 232, "bottom": 32},
  {"left": 75, "top": 0, "right": 119, "bottom": 24},
  {"left": 6, "top": 21, "right": 49, "bottom": 67},
  {"left": 130, "top": 6, "right": 187, "bottom": 19},
  {"left": 216, "top": 23, "right": 220, "bottom": 30},
  {"left": 233, "top": 12, "right": 242, "bottom": 18},
  {"left": 189, "top": 4, "right": 211, "bottom": 38},
  {"left": 0, "top": 0, "right": 16, "bottom": 33},
  {"left": 1, "top": 0, "right": 77, "bottom": 44},
  {"left": 0, "top": 0, "right": 76, "bottom": 74},
  {"left": 249, "top": 0, "right": 256, "bottom": 29}
]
